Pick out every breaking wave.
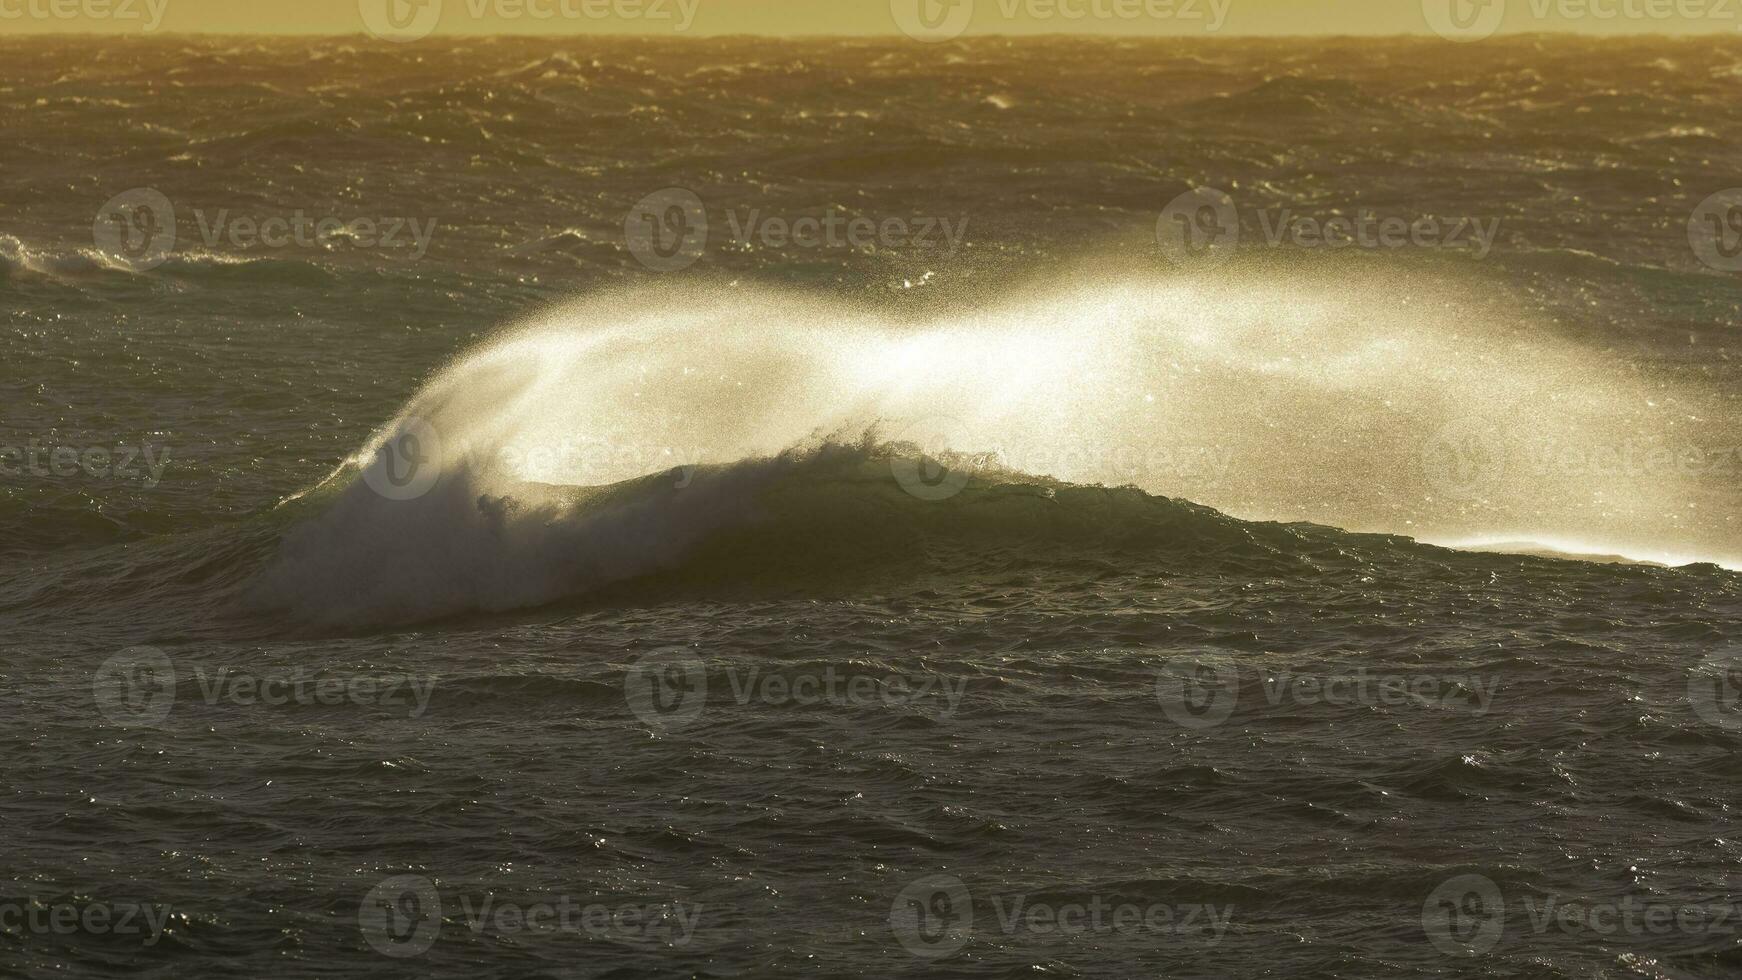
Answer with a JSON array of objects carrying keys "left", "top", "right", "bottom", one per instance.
[{"left": 249, "top": 273, "right": 1740, "bottom": 626}]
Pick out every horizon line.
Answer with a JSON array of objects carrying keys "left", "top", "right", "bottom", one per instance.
[{"left": 3, "top": 28, "right": 1739, "bottom": 39}]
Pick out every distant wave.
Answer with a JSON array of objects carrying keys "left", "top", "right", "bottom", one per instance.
[
  {"left": 0, "top": 234, "right": 129, "bottom": 277},
  {"left": 0, "top": 233, "right": 339, "bottom": 284}
]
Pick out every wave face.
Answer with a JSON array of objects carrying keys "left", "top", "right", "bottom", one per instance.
[{"left": 245, "top": 277, "right": 1739, "bottom": 626}]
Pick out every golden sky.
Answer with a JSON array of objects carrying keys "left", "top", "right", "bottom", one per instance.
[{"left": 1, "top": 0, "right": 1738, "bottom": 36}]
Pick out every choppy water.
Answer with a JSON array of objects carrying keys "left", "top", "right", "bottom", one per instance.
[{"left": 4, "top": 35, "right": 1742, "bottom": 979}]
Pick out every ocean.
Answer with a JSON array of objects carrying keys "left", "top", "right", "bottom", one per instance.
[{"left": 3, "top": 34, "right": 1742, "bottom": 978}]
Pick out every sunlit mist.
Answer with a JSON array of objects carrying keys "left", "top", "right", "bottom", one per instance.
[{"left": 315, "top": 270, "right": 1740, "bottom": 584}]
